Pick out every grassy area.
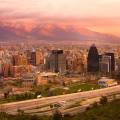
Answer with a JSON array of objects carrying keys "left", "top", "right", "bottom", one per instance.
[
  {"left": 63, "top": 99, "right": 120, "bottom": 120},
  {"left": 66, "top": 101, "right": 81, "bottom": 109},
  {"left": 68, "top": 83, "right": 100, "bottom": 93},
  {"left": 0, "top": 83, "right": 100, "bottom": 104},
  {"left": 39, "top": 83, "right": 100, "bottom": 97},
  {"left": 0, "top": 92, "right": 36, "bottom": 104}
]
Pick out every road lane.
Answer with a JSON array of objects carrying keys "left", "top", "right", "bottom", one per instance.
[{"left": 1, "top": 85, "right": 120, "bottom": 114}]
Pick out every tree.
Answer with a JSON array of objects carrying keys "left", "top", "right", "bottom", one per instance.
[
  {"left": 92, "top": 102, "right": 98, "bottom": 108},
  {"left": 30, "top": 115, "right": 39, "bottom": 120},
  {"left": 52, "top": 109, "right": 62, "bottom": 120},
  {"left": 100, "top": 96, "right": 108, "bottom": 105}
]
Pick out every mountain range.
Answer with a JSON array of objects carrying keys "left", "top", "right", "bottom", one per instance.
[{"left": 0, "top": 22, "right": 119, "bottom": 44}]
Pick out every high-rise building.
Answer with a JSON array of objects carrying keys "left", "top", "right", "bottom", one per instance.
[
  {"left": 105, "top": 53, "right": 115, "bottom": 72},
  {"left": 99, "top": 55, "right": 111, "bottom": 73},
  {"left": 45, "top": 50, "right": 66, "bottom": 74},
  {"left": 12, "top": 54, "right": 27, "bottom": 66},
  {"left": 26, "top": 50, "right": 32, "bottom": 64},
  {"left": 2, "top": 63, "right": 12, "bottom": 77},
  {"left": 87, "top": 44, "right": 99, "bottom": 72},
  {"left": 12, "top": 55, "right": 20, "bottom": 66},
  {"left": 30, "top": 50, "right": 43, "bottom": 66},
  {"left": 99, "top": 53, "right": 115, "bottom": 74},
  {"left": 30, "top": 52, "right": 36, "bottom": 66}
]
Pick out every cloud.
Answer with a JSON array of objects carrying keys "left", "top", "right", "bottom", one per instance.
[{"left": 0, "top": 0, "right": 120, "bottom": 19}]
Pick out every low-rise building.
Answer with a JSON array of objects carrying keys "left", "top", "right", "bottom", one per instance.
[
  {"left": 98, "top": 77, "right": 118, "bottom": 87},
  {"left": 36, "top": 72, "right": 58, "bottom": 85},
  {"left": 22, "top": 73, "right": 36, "bottom": 87}
]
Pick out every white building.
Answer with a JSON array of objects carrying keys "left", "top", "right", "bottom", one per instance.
[{"left": 98, "top": 77, "right": 118, "bottom": 87}]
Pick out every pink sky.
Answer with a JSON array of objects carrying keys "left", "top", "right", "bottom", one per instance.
[{"left": 0, "top": 0, "right": 120, "bottom": 36}]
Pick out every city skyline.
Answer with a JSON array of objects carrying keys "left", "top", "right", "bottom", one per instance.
[
  {"left": 0, "top": 1, "right": 120, "bottom": 119},
  {"left": 0, "top": 0, "right": 120, "bottom": 37}
]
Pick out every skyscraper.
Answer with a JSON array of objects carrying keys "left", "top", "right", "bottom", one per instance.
[
  {"left": 105, "top": 53, "right": 115, "bottom": 72},
  {"left": 87, "top": 44, "right": 99, "bottom": 72},
  {"left": 99, "top": 55, "right": 111, "bottom": 73},
  {"left": 45, "top": 50, "right": 66, "bottom": 74},
  {"left": 30, "top": 50, "right": 43, "bottom": 66}
]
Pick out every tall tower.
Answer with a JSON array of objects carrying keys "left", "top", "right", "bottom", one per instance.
[
  {"left": 46, "top": 50, "right": 66, "bottom": 74},
  {"left": 87, "top": 44, "right": 99, "bottom": 72},
  {"left": 99, "top": 55, "right": 111, "bottom": 74},
  {"left": 105, "top": 53, "right": 115, "bottom": 72},
  {"left": 30, "top": 50, "right": 43, "bottom": 66}
]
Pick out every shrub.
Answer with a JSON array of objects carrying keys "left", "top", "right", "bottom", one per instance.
[{"left": 100, "top": 96, "right": 108, "bottom": 105}]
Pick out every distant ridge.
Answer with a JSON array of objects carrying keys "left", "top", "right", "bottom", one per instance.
[{"left": 0, "top": 23, "right": 120, "bottom": 44}]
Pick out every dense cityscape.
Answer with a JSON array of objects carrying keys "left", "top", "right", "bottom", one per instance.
[
  {"left": 0, "top": 42, "right": 119, "bottom": 119},
  {"left": 0, "top": 0, "right": 120, "bottom": 120}
]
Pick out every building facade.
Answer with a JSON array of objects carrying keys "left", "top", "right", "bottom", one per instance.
[
  {"left": 87, "top": 44, "right": 99, "bottom": 72},
  {"left": 45, "top": 50, "right": 67, "bottom": 74},
  {"left": 99, "top": 55, "right": 111, "bottom": 73}
]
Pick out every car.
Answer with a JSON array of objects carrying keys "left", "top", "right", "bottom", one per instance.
[{"left": 37, "top": 95, "right": 42, "bottom": 99}]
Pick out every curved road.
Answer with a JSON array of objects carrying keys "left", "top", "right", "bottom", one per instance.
[{"left": 1, "top": 85, "right": 120, "bottom": 114}]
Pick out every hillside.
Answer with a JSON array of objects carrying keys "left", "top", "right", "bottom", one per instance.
[{"left": 0, "top": 22, "right": 120, "bottom": 44}]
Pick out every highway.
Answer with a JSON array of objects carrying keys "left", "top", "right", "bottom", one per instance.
[{"left": 0, "top": 85, "right": 120, "bottom": 115}]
